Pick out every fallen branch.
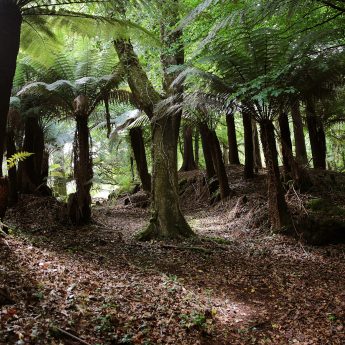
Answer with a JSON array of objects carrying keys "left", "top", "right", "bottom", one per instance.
[{"left": 52, "top": 327, "right": 91, "bottom": 345}]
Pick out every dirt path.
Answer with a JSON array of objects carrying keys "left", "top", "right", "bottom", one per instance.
[{"left": 1, "top": 195, "right": 344, "bottom": 344}]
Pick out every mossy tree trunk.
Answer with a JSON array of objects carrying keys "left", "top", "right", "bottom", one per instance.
[
  {"left": 260, "top": 120, "right": 291, "bottom": 230},
  {"left": 68, "top": 112, "right": 93, "bottom": 225},
  {"left": 306, "top": 97, "right": 326, "bottom": 169},
  {"left": 114, "top": 26, "right": 194, "bottom": 239},
  {"left": 243, "top": 111, "right": 254, "bottom": 179},
  {"left": 226, "top": 113, "right": 240, "bottom": 165},
  {"left": 180, "top": 125, "right": 197, "bottom": 171},
  {"left": 290, "top": 100, "right": 308, "bottom": 165},
  {"left": 137, "top": 115, "right": 194, "bottom": 240},
  {"left": 129, "top": 127, "right": 151, "bottom": 193},
  {"left": 0, "top": 2, "right": 22, "bottom": 177}
]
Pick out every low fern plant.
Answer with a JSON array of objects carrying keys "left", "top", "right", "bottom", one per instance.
[{"left": 7, "top": 152, "right": 34, "bottom": 170}]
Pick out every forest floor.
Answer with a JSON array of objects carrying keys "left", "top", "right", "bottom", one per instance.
[{"left": 1, "top": 166, "right": 345, "bottom": 344}]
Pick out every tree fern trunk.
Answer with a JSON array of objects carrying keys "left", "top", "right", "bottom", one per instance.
[
  {"left": 199, "top": 122, "right": 216, "bottom": 179},
  {"left": 260, "top": 120, "right": 290, "bottom": 230},
  {"left": 68, "top": 114, "right": 92, "bottom": 225},
  {"left": 306, "top": 98, "right": 326, "bottom": 169},
  {"left": 290, "top": 100, "right": 308, "bottom": 165},
  {"left": 278, "top": 111, "right": 292, "bottom": 177},
  {"left": 226, "top": 113, "right": 240, "bottom": 165},
  {"left": 0, "top": 2, "right": 22, "bottom": 176},
  {"left": 180, "top": 125, "right": 197, "bottom": 171},
  {"left": 243, "top": 111, "right": 254, "bottom": 179},
  {"left": 252, "top": 119, "right": 262, "bottom": 171},
  {"left": 129, "top": 127, "right": 151, "bottom": 193}
]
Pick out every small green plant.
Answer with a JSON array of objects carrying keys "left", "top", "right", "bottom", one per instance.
[{"left": 7, "top": 152, "right": 34, "bottom": 170}]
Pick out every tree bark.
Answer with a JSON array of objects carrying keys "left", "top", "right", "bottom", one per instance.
[
  {"left": 199, "top": 122, "right": 231, "bottom": 200},
  {"left": 6, "top": 130, "right": 17, "bottom": 205},
  {"left": 138, "top": 116, "right": 194, "bottom": 240},
  {"left": 0, "top": 177, "right": 8, "bottom": 232},
  {"left": 68, "top": 113, "right": 93, "bottom": 225},
  {"left": 194, "top": 129, "right": 199, "bottom": 168},
  {"left": 260, "top": 120, "right": 290, "bottom": 230},
  {"left": 252, "top": 119, "right": 262, "bottom": 171},
  {"left": 114, "top": 34, "right": 194, "bottom": 240},
  {"left": 226, "top": 113, "right": 240, "bottom": 165},
  {"left": 209, "top": 129, "right": 231, "bottom": 199},
  {"left": 243, "top": 111, "right": 254, "bottom": 179},
  {"left": 290, "top": 100, "right": 308, "bottom": 165},
  {"left": 0, "top": 2, "right": 22, "bottom": 177},
  {"left": 129, "top": 127, "right": 151, "bottom": 193},
  {"left": 305, "top": 97, "right": 326, "bottom": 169},
  {"left": 199, "top": 122, "right": 216, "bottom": 180},
  {"left": 278, "top": 111, "right": 293, "bottom": 176},
  {"left": 180, "top": 125, "right": 197, "bottom": 171}
]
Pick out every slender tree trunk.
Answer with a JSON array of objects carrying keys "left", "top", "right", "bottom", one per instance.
[
  {"left": 243, "top": 111, "right": 254, "bottom": 179},
  {"left": 226, "top": 113, "right": 240, "bottom": 165},
  {"left": 290, "top": 100, "right": 308, "bottom": 165},
  {"left": 68, "top": 113, "right": 92, "bottom": 224},
  {"left": 194, "top": 129, "right": 199, "bottom": 168},
  {"left": 260, "top": 120, "right": 290, "bottom": 230},
  {"left": 305, "top": 98, "right": 326, "bottom": 169},
  {"left": 278, "top": 111, "right": 293, "bottom": 176},
  {"left": 209, "top": 129, "right": 231, "bottom": 199},
  {"left": 0, "top": 2, "right": 22, "bottom": 177},
  {"left": 199, "top": 122, "right": 216, "bottom": 179},
  {"left": 252, "top": 119, "right": 262, "bottom": 171},
  {"left": 6, "top": 130, "right": 17, "bottom": 205},
  {"left": 180, "top": 125, "right": 197, "bottom": 171},
  {"left": 129, "top": 127, "right": 151, "bottom": 193}
]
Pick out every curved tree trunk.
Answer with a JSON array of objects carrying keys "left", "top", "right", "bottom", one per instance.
[
  {"left": 137, "top": 115, "right": 194, "bottom": 240},
  {"left": 252, "top": 119, "right": 262, "bottom": 171},
  {"left": 68, "top": 113, "right": 93, "bottom": 225},
  {"left": 180, "top": 125, "right": 197, "bottom": 171},
  {"left": 278, "top": 111, "right": 293, "bottom": 177},
  {"left": 226, "top": 113, "right": 240, "bottom": 165},
  {"left": 243, "top": 111, "right": 254, "bottom": 179},
  {"left": 0, "top": 2, "right": 22, "bottom": 177},
  {"left": 290, "top": 100, "right": 308, "bottom": 165},
  {"left": 260, "top": 120, "right": 290, "bottom": 230},
  {"left": 129, "top": 127, "right": 151, "bottom": 193},
  {"left": 114, "top": 33, "right": 194, "bottom": 240},
  {"left": 306, "top": 97, "right": 326, "bottom": 169}
]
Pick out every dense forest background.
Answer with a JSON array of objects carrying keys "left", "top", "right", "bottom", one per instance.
[{"left": 0, "top": 0, "right": 345, "bottom": 344}]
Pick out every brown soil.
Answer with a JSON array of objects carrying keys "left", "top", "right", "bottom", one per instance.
[{"left": 0, "top": 166, "right": 344, "bottom": 344}]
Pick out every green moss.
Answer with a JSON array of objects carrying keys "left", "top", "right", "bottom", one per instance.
[{"left": 306, "top": 198, "right": 345, "bottom": 216}]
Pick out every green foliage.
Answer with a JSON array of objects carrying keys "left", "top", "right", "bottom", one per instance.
[{"left": 6, "top": 152, "right": 34, "bottom": 170}]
